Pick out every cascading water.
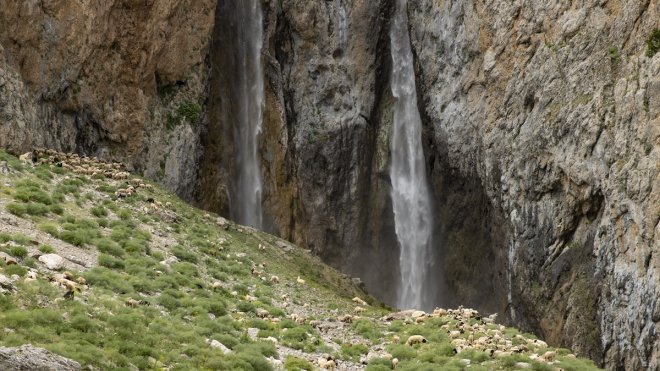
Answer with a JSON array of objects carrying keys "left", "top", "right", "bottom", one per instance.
[
  {"left": 335, "top": 0, "right": 348, "bottom": 50},
  {"left": 231, "top": 0, "right": 265, "bottom": 229},
  {"left": 389, "top": 0, "right": 434, "bottom": 310}
]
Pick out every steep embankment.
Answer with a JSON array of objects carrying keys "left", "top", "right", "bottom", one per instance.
[{"left": 0, "top": 151, "right": 602, "bottom": 370}]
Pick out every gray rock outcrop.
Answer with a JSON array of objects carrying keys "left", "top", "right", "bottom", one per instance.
[{"left": 0, "top": 345, "right": 81, "bottom": 371}]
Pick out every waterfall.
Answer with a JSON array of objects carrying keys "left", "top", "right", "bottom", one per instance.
[
  {"left": 232, "top": 0, "right": 265, "bottom": 229},
  {"left": 335, "top": 0, "right": 348, "bottom": 50},
  {"left": 390, "top": 0, "right": 433, "bottom": 310}
]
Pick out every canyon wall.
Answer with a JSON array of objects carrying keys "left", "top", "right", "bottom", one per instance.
[
  {"left": 1, "top": 0, "right": 658, "bottom": 369},
  {"left": 0, "top": 0, "right": 216, "bottom": 199}
]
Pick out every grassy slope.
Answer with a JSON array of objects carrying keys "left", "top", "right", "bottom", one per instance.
[{"left": 0, "top": 150, "right": 601, "bottom": 371}]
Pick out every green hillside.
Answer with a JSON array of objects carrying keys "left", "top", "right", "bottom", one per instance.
[{"left": 0, "top": 150, "right": 600, "bottom": 370}]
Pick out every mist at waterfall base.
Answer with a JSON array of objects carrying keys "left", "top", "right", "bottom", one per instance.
[
  {"left": 389, "top": 0, "right": 437, "bottom": 312},
  {"left": 226, "top": 0, "right": 265, "bottom": 229}
]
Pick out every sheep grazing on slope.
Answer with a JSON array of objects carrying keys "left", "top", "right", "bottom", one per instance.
[
  {"left": 352, "top": 296, "right": 368, "bottom": 306},
  {"left": 296, "top": 276, "right": 305, "bottom": 284},
  {"left": 406, "top": 335, "right": 428, "bottom": 346},
  {"left": 542, "top": 351, "right": 556, "bottom": 362},
  {"left": 354, "top": 306, "right": 366, "bottom": 314},
  {"left": 317, "top": 358, "right": 336, "bottom": 369}
]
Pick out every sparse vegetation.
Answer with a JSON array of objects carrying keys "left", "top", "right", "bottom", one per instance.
[
  {"left": 646, "top": 28, "right": 660, "bottom": 57},
  {"left": 0, "top": 150, "right": 601, "bottom": 370}
]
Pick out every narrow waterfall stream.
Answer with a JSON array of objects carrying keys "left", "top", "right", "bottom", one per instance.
[
  {"left": 335, "top": 0, "right": 348, "bottom": 50},
  {"left": 231, "top": 0, "right": 265, "bottom": 229},
  {"left": 390, "top": 0, "right": 434, "bottom": 310}
]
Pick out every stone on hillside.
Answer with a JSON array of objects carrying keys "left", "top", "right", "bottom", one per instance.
[
  {"left": 411, "top": 310, "right": 426, "bottom": 318},
  {"left": 159, "top": 256, "right": 179, "bottom": 267},
  {"left": 0, "top": 160, "right": 9, "bottom": 174},
  {"left": 0, "top": 252, "right": 17, "bottom": 265},
  {"left": 38, "top": 254, "right": 65, "bottom": 270},
  {"left": 216, "top": 217, "right": 229, "bottom": 229},
  {"left": 0, "top": 274, "right": 12, "bottom": 289},
  {"left": 207, "top": 339, "right": 231, "bottom": 354},
  {"left": 247, "top": 328, "right": 259, "bottom": 340},
  {"left": 0, "top": 344, "right": 81, "bottom": 370},
  {"left": 275, "top": 241, "right": 292, "bottom": 251}
]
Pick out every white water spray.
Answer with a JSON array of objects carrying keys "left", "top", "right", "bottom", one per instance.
[
  {"left": 233, "top": 0, "right": 265, "bottom": 229},
  {"left": 390, "top": 0, "right": 433, "bottom": 310}
]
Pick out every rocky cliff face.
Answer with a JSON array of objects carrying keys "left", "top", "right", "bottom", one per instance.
[
  {"left": 1, "top": 0, "right": 658, "bottom": 369},
  {"left": 0, "top": 0, "right": 215, "bottom": 199}
]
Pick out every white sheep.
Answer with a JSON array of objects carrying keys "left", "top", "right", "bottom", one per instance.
[{"left": 406, "top": 335, "right": 427, "bottom": 346}]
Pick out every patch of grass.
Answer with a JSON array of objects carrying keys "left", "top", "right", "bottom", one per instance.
[
  {"left": 340, "top": 343, "right": 368, "bottom": 361},
  {"left": 37, "top": 223, "right": 59, "bottom": 237},
  {"left": 3, "top": 264, "right": 27, "bottom": 277},
  {"left": 367, "top": 358, "right": 394, "bottom": 371},
  {"left": 352, "top": 319, "right": 382, "bottom": 341},
  {"left": 94, "top": 238, "right": 124, "bottom": 257},
  {"left": 90, "top": 205, "right": 107, "bottom": 218},
  {"left": 0, "top": 150, "right": 24, "bottom": 171},
  {"left": 25, "top": 202, "right": 50, "bottom": 216},
  {"left": 171, "top": 245, "right": 198, "bottom": 263},
  {"left": 284, "top": 356, "right": 313, "bottom": 371},
  {"left": 387, "top": 344, "right": 417, "bottom": 361},
  {"left": 8, "top": 246, "right": 28, "bottom": 259},
  {"left": 646, "top": 28, "right": 660, "bottom": 57},
  {"left": 98, "top": 254, "right": 125, "bottom": 270},
  {"left": 13, "top": 180, "right": 52, "bottom": 205},
  {"left": 59, "top": 217, "right": 101, "bottom": 246},
  {"left": 6, "top": 203, "right": 27, "bottom": 216},
  {"left": 39, "top": 245, "right": 55, "bottom": 254}
]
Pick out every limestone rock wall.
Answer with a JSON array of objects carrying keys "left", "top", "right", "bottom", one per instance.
[
  {"left": 407, "top": 0, "right": 659, "bottom": 368},
  {"left": 0, "top": 0, "right": 216, "bottom": 199}
]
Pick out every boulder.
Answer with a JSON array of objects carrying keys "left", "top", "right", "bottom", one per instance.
[
  {"left": 0, "top": 344, "right": 81, "bottom": 370},
  {"left": 38, "top": 254, "right": 65, "bottom": 270}
]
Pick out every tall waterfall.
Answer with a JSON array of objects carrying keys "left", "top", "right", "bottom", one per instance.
[
  {"left": 335, "top": 0, "right": 348, "bottom": 50},
  {"left": 390, "top": 0, "right": 433, "bottom": 310},
  {"left": 232, "top": 0, "right": 265, "bottom": 229}
]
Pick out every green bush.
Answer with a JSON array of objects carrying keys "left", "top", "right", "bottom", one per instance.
[
  {"left": 341, "top": 343, "right": 368, "bottom": 361},
  {"left": 157, "top": 293, "right": 181, "bottom": 311},
  {"left": 6, "top": 203, "right": 27, "bottom": 216},
  {"left": 171, "top": 245, "right": 198, "bottom": 263},
  {"left": 95, "top": 238, "right": 124, "bottom": 257},
  {"left": 90, "top": 205, "right": 107, "bottom": 217},
  {"left": 284, "top": 356, "right": 313, "bottom": 371},
  {"left": 98, "top": 254, "right": 124, "bottom": 269},
  {"left": 8, "top": 246, "right": 28, "bottom": 259},
  {"left": 25, "top": 202, "right": 50, "bottom": 216},
  {"left": 388, "top": 344, "right": 417, "bottom": 361},
  {"left": 49, "top": 204, "right": 64, "bottom": 215},
  {"left": 38, "top": 223, "right": 59, "bottom": 237},
  {"left": 84, "top": 267, "right": 133, "bottom": 294},
  {"left": 13, "top": 180, "right": 52, "bottom": 204},
  {"left": 352, "top": 319, "right": 382, "bottom": 341},
  {"left": 236, "top": 301, "right": 256, "bottom": 313},
  {"left": 39, "top": 245, "right": 55, "bottom": 253}
]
